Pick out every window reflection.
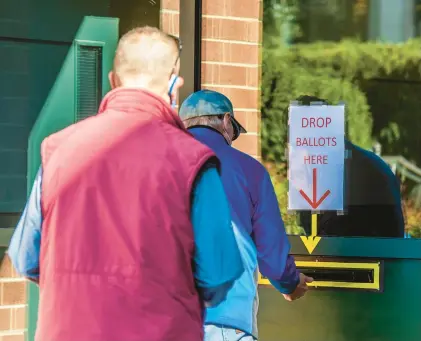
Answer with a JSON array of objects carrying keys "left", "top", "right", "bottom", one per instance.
[
  {"left": 294, "top": 0, "right": 418, "bottom": 44},
  {"left": 295, "top": 0, "right": 368, "bottom": 43},
  {"left": 298, "top": 136, "right": 405, "bottom": 238},
  {"left": 262, "top": 0, "right": 421, "bottom": 238}
]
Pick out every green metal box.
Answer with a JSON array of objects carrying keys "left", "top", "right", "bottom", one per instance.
[{"left": 258, "top": 237, "right": 421, "bottom": 341}]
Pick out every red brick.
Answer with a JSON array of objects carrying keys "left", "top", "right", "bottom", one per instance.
[
  {"left": 257, "top": 44, "right": 263, "bottom": 66},
  {"left": 257, "top": 135, "right": 262, "bottom": 157},
  {"left": 0, "top": 307, "right": 11, "bottom": 331},
  {"left": 202, "top": 85, "right": 259, "bottom": 110},
  {"left": 203, "top": 0, "right": 261, "bottom": 19},
  {"left": 232, "top": 134, "right": 259, "bottom": 155},
  {"left": 161, "top": 0, "right": 179, "bottom": 11},
  {"left": 246, "top": 67, "right": 260, "bottom": 88},
  {"left": 233, "top": 111, "right": 247, "bottom": 130},
  {"left": 202, "top": 17, "right": 260, "bottom": 43},
  {"left": 1, "top": 282, "right": 26, "bottom": 306},
  {"left": 247, "top": 110, "right": 260, "bottom": 133},
  {"left": 233, "top": 110, "right": 260, "bottom": 133},
  {"left": 0, "top": 255, "right": 13, "bottom": 279},
  {"left": 201, "top": 63, "right": 259, "bottom": 87},
  {"left": 202, "top": 41, "right": 260, "bottom": 65},
  {"left": 12, "top": 307, "right": 25, "bottom": 330},
  {"left": 160, "top": 11, "right": 179, "bottom": 36},
  {"left": 1, "top": 255, "right": 19, "bottom": 279}
]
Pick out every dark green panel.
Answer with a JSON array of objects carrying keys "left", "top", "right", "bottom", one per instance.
[
  {"left": 258, "top": 259, "right": 421, "bottom": 341},
  {"left": 0, "top": 0, "right": 110, "bottom": 42},
  {"left": 27, "top": 17, "right": 119, "bottom": 185},
  {"left": 0, "top": 175, "right": 26, "bottom": 212},
  {"left": 110, "top": 0, "right": 161, "bottom": 36},
  {"left": 0, "top": 0, "right": 159, "bottom": 214},
  {"left": 0, "top": 125, "right": 29, "bottom": 151},
  {"left": 0, "top": 229, "right": 13, "bottom": 247},
  {"left": 0, "top": 0, "right": 161, "bottom": 43},
  {"left": 0, "top": 149, "right": 25, "bottom": 181},
  {"left": 289, "top": 236, "right": 421, "bottom": 259},
  {"left": 0, "top": 41, "right": 69, "bottom": 213}
]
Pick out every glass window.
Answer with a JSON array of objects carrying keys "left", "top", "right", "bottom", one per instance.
[{"left": 262, "top": 0, "right": 421, "bottom": 238}]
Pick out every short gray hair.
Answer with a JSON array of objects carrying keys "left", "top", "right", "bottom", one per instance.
[
  {"left": 183, "top": 115, "right": 223, "bottom": 130},
  {"left": 113, "top": 26, "right": 179, "bottom": 92}
]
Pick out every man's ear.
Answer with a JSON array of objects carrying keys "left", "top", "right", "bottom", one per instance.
[
  {"left": 223, "top": 113, "right": 231, "bottom": 127},
  {"left": 108, "top": 71, "right": 120, "bottom": 89}
]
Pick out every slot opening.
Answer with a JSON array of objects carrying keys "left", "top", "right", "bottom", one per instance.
[
  {"left": 258, "top": 260, "right": 382, "bottom": 291},
  {"left": 298, "top": 267, "right": 374, "bottom": 283}
]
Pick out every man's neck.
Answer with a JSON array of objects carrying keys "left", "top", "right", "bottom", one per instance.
[{"left": 119, "top": 81, "right": 169, "bottom": 105}]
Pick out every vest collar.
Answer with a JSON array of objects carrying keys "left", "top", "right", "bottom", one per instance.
[{"left": 98, "top": 87, "right": 186, "bottom": 131}]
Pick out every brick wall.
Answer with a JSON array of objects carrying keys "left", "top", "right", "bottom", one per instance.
[
  {"left": 161, "top": 0, "right": 263, "bottom": 160},
  {"left": 0, "top": 255, "right": 26, "bottom": 341}
]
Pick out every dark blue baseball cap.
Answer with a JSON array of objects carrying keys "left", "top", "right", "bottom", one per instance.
[{"left": 179, "top": 89, "right": 247, "bottom": 140}]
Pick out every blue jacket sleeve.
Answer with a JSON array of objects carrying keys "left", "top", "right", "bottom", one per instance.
[
  {"left": 252, "top": 169, "right": 300, "bottom": 294},
  {"left": 191, "top": 164, "right": 244, "bottom": 307},
  {"left": 8, "top": 167, "right": 43, "bottom": 279}
]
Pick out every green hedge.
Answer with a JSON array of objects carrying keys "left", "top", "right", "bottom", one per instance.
[{"left": 261, "top": 40, "right": 421, "bottom": 165}]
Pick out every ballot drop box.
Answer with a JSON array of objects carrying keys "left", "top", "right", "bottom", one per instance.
[{"left": 257, "top": 103, "right": 421, "bottom": 341}]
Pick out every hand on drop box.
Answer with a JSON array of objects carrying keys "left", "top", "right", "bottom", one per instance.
[{"left": 282, "top": 273, "right": 313, "bottom": 302}]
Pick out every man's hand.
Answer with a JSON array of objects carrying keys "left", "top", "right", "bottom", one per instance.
[{"left": 282, "top": 273, "right": 313, "bottom": 302}]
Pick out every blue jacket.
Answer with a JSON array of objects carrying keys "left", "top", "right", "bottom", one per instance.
[{"left": 189, "top": 127, "right": 299, "bottom": 338}]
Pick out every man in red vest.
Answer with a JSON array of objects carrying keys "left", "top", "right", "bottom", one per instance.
[{"left": 8, "top": 26, "right": 244, "bottom": 341}]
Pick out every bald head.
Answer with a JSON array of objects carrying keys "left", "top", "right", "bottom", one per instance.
[{"left": 110, "top": 26, "right": 180, "bottom": 97}]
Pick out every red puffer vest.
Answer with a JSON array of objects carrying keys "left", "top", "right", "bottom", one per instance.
[{"left": 36, "top": 88, "right": 218, "bottom": 341}]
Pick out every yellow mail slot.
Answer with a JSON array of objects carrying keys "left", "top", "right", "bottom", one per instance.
[{"left": 258, "top": 260, "right": 381, "bottom": 291}]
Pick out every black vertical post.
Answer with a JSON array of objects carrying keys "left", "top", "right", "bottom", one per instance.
[{"left": 179, "top": 0, "right": 202, "bottom": 106}]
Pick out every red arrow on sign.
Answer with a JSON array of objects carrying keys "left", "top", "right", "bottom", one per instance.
[{"left": 299, "top": 168, "right": 331, "bottom": 209}]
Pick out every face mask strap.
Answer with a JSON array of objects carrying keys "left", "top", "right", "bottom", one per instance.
[
  {"left": 165, "top": 35, "right": 182, "bottom": 108},
  {"left": 169, "top": 75, "right": 178, "bottom": 95},
  {"left": 168, "top": 75, "right": 179, "bottom": 108}
]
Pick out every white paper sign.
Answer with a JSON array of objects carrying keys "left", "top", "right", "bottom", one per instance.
[{"left": 288, "top": 104, "right": 345, "bottom": 211}]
